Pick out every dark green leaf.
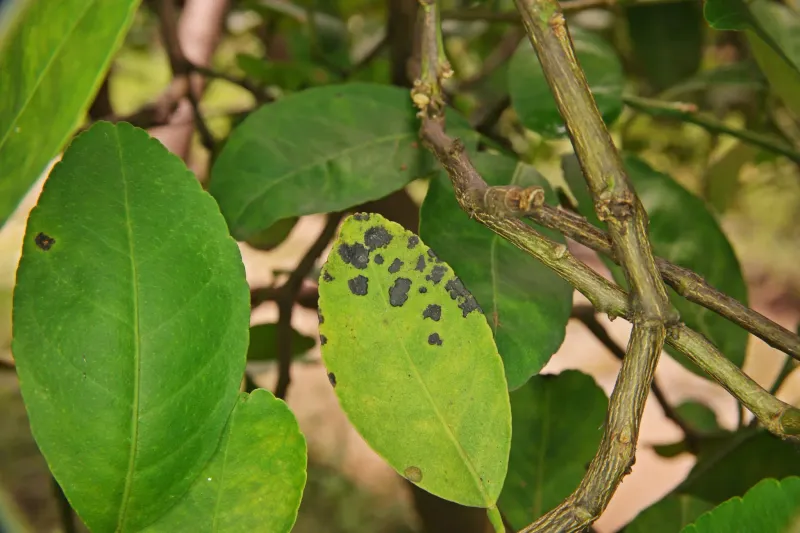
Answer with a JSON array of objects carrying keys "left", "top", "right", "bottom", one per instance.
[
  {"left": 143, "top": 389, "right": 307, "bottom": 533},
  {"left": 318, "top": 214, "right": 511, "bottom": 507},
  {"left": 675, "top": 401, "right": 721, "bottom": 434},
  {"left": 625, "top": 494, "right": 714, "bottom": 533},
  {"left": 661, "top": 62, "right": 766, "bottom": 99},
  {"left": 679, "top": 429, "right": 800, "bottom": 503},
  {"left": 626, "top": 1, "right": 704, "bottom": 91},
  {"left": 499, "top": 371, "right": 607, "bottom": 528},
  {"left": 12, "top": 122, "right": 250, "bottom": 532},
  {"left": 247, "top": 324, "right": 316, "bottom": 361},
  {"left": 245, "top": 217, "right": 299, "bottom": 251},
  {"left": 508, "top": 28, "right": 623, "bottom": 137},
  {"left": 683, "top": 477, "right": 800, "bottom": 532},
  {"left": 209, "top": 83, "right": 475, "bottom": 241},
  {"left": 563, "top": 154, "right": 749, "bottom": 374},
  {"left": 0, "top": 0, "right": 140, "bottom": 227},
  {"left": 419, "top": 154, "right": 572, "bottom": 389}
]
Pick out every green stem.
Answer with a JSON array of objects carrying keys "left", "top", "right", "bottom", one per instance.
[
  {"left": 623, "top": 95, "right": 800, "bottom": 163},
  {"left": 487, "top": 505, "right": 505, "bottom": 533}
]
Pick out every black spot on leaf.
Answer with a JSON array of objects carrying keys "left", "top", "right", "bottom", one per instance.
[
  {"left": 348, "top": 275, "right": 369, "bottom": 296},
  {"left": 422, "top": 304, "right": 441, "bottom": 321},
  {"left": 415, "top": 255, "right": 425, "bottom": 272},
  {"left": 458, "top": 297, "right": 481, "bottom": 318},
  {"left": 445, "top": 277, "right": 468, "bottom": 299},
  {"left": 445, "top": 277, "right": 482, "bottom": 317},
  {"left": 426, "top": 265, "right": 447, "bottom": 284},
  {"left": 317, "top": 308, "right": 324, "bottom": 324},
  {"left": 353, "top": 213, "right": 370, "bottom": 221},
  {"left": 320, "top": 335, "right": 327, "bottom": 346},
  {"left": 389, "top": 278, "right": 412, "bottom": 307},
  {"left": 322, "top": 270, "right": 333, "bottom": 282},
  {"left": 426, "top": 248, "right": 442, "bottom": 262},
  {"left": 407, "top": 235, "right": 419, "bottom": 249},
  {"left": 328, "top": 372, "right": 337, "bottom": 387},
  {"left": 374, "top": 254, "right": 384, "bottom": 265},
  {"left": 428, "top": 333, "right": 443, "bottom": 346},
  {"left": 364, "top": 226, "right": 392, "bottom": 249},
  {"left": 388, "top": 258, "right": 403, "bottom": 274},
  {"left": 35, "top": 232, "right": 55, "bottom": 251},
  {"left": 338, "top": 243, "right": 369, "bottom": 269},
  {"left": 404, "top": 466, "right": 422, "bottom": 483},
  {"left": 418, "top": 287, "right": 428, "bottom": 294}
]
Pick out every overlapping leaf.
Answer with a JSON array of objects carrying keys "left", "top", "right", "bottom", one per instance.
[
  {"left": 12, "top": 122, "right": 250, "bottom": 532},
  {"left": 0, "top": 0, "right": 140, "bottom": 226},
  {"left": 318, "top": 213, "right": 511, "bottom": 507},
  {"left": 143, "top": 390, "right": 307, "bottom": 533},
  {"left": 420, "top": 154, "right": 572, "bottom": 389}
]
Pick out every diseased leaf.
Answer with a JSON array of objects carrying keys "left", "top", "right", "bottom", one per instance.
[
  {"left": 683, "top": 477, "right": 800, "bottom": 532},
  {"left": 508, "top": 27, "right": 623, "bottom": 137},
  {"left": 318, "top": 213, "right": 511, "bottom": 507},
  {"left": 0, "top": 0, "right": 140, "bottom": 226},
  {"left": 420, "top": 153, "right": 572, "bottom": 389},
  {"left": 625, "top": 494, "right": 714, "bottom": 533},
  {"left": 626, "top": 1, "right": 704, "bottom": 91},
  {"left": 209, "top": 83, "right": 476, "bottom": 241},
  {"left": 247, "top": 324, "right": 316, "bottom": 361},
  {"left": 143, "top": 389, "right": 307, "bottom": 533},
  {"left": 563, "top": 154, "right": 749, "bottom": 374},
  {"left": 12, "top": 122, "right": 250, "bottom": 532},
  {"left": 499, "top": 371, "right": 607, "bottom": 529}
]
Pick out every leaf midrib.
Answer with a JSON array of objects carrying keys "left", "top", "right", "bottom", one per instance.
[
  {"left": 0, "top": 0, "right": 97, "bottom": 153},
  {"left": 114, "top": 127, "right": 143, "bottom": 532},
  {"left": 371, "top": 263, "right": 491, "bottom": 506}
]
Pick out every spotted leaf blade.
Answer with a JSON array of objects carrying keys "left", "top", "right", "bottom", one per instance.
[{"left": 318, "top": 214, "right": 511, "bottom": 508}]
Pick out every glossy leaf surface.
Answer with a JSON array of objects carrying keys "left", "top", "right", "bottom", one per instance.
[
  {"left": 419, "top": 154, "right": 573, "bottom": 389},
  {"left": 143, "top": 389, "right": 307, "bottom": 533},
  {"left": 12, "top": 122, "right": 250, "bottom": 532},
  {"left": 318, "top": 214, "right": 511, "bottom": 507},
  {"left": 209, "top": 83, "right": 474, "bottom": 241},
  {"left": 0, "top": 0, "right": 140, "bottom": 226}
]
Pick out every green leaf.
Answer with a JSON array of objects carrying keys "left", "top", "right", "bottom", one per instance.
[
  {"left": 625, "top": 494, "right": 714, "bottom": 533},
  {"left": 247, "top": 324, "right": 316, "bottom": 361},
  {"left": 508, "top": 28, "right": 623, "bottom": 137},
  {"left": 683, "top": 477, "right": 800, "bottom": 532},
  {"left": 0, "top": 0, "right": 141, "bottom": 227},
  {"left": 419, "top": 154, "right": 572, "bottom": 389},
  {"left": 661, "top": 61, "right": 766, "bottom": 99},
  {"left": 704, "top": 0, "right": 800, "bottom": 114},
  {"left": 626, "top": 1, "right": 704, "bottom": 91},
  {"left": 675, "top": 401, "right": 721, "bottom": 434},
  {"left": 704, "top": 142, "right": 759, "bottom": 214},
  {"left": 499, "top": 371, "right": 607, "bottom": 528},
  {"left": 12, "top": 122, "right": 250, "bottom": 532},
  {"left": 679, "top": 429, "right": 800, "bottom": 504},
  {"left": 143, "top": 389, "right": 307, "bottom": 533},
  {"left": 318, "top": 213, "right": 511, "bottom": 507},
  {"left": 563, "top": 154, "right": 749, "bottom": 374},
  {"left": 209, "top": 83, "right": 475, "bottom": 241},
  {"left": 245, "top": 217, "right": 299, "bottom": 251}
]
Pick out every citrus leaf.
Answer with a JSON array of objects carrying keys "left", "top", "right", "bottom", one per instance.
[
  {"left": 209, "top": 83, "right": 476, "bottom": 241},
  {"left": 143, "top": 389, "right": 307, "bottom": 533},
  {"left": 499, "top": 371, "right": 607, "bottom": 529},
  {"left": 508, "top": 28, "right": 623, "bottom": 137},
  {"left": 0, "top": 0, "right": 140, "bottom": 227},
  {"left": 563, "top": 154, "right": 749, "bottom": 374},
  {"left": 247, "top": 324, "right": 316, "bottom": 361},
  {"left": 317, "top": 213, "right": 511, "bottom": 507},
  {"left": 626, "top": 1, "right": 704, "bottom": 91},
  {"left": 683, "top": 477, "right": 800, "bottom": 532},
  {"left": 675, "top": 401, "right": 721, "bottom": 434},
  {"left": 244, "top": 217, "right": 298, "bottom": 251},
  {"left": 625, "top": 494, "right": 714, "bottom": 533},
  {"left": 11, "top": 122, "right": 250, "bottom": 532},
  {"left": 419, "top": 154, "right": 572, "bottom": 389}
]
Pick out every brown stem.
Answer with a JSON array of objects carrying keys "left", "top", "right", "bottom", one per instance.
[
  {"left": 274, "top": 213, "right": 343, "bottom": 399},
  {"left": 526, "top": 203, "right": 800, "bottom": 362}
]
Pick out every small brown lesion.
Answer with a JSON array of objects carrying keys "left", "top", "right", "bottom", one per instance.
[{"left": 34, "top": 232, "right": 55, "bottom": 251}]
